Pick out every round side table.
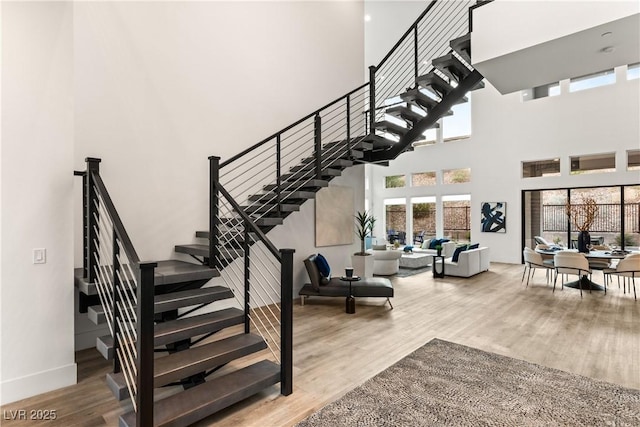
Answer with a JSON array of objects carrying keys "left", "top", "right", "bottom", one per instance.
[{"left": 340, "top": 276, "right": 361, "bottom": 314}]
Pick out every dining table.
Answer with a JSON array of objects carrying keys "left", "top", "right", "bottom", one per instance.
[{"left": 535, "top": 248, "right": 634, "bottom": 291}]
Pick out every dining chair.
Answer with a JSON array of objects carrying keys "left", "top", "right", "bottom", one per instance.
[
  {"left": 522, "top": 247, "right": 554, "bottom": 287},
  {"left": 553, "top": 251, "right": 592, "bottom": 297},
  {"left": 604, "top": 253, "right": 640, "bottom": 300}
]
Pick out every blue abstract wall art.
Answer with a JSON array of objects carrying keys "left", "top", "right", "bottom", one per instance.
[{"left": 481, "top": 202, "right": 506, "bottom": 233}]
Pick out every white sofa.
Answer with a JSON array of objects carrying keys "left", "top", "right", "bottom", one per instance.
[
  {"left": 435, "top": 247, "right": 490, "bottom": 277},
  {"left": 413, "top": 240, "right": 457, "bottom": 258},
  {"left": 369, "top": 248, "right": 403, "bottom": 275}
]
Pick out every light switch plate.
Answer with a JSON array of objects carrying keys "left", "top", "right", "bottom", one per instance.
[{"left": 33, "top": 248, "right": 46, "bottom": 264}]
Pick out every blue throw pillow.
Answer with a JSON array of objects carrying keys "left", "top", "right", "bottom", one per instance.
[
  {"left": 314, "top": 253, "right": 331, "bottom": 278},
  {"left": 429, "top": 239, "right": 439, "bottom": 249},
  {"left": 451, "top": 245, "right": 468, "bottom": 263},
  {"left": 403, "top": 245, "right": 413, "bottom": 252},
  {"left": 468, "top": 243, "right": 479, "bottom": 250},
  {"left": 441, "top": 239, "right": 450, "bottom": 243}
]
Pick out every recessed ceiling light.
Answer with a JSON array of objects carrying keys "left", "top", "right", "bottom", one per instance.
[
  {"left": 601, "top": 31, "right": 612, "bottom": 38},
  {"left": 364, "top": 15, "right": 371, "bottom": 22},
  {"left": 601, "top": 46, "right": 615, "bottom": 54}
]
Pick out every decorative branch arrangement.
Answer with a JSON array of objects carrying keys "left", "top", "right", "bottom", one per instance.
[{"left": 565, "top": 196, "right": 599, "bottom": 232}]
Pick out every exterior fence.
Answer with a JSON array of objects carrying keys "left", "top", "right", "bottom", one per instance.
[{"left": 543, "top": 203, "right": 640, "bottom": 233}]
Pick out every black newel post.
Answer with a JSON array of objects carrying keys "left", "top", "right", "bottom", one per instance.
[
  {"left": 209, "top": 156, "right": 220, "bottom": 269},
  {"left": 86, "top": 157, "right": 101, "bottom": 284},
  {"left": 314, "top": 115, "right": 322, "bottom": 180},
  {"left": 369, "top": 66, "right": 376, "bottom": 134},
  {"left": 280, "top": 248, "right": 294, "bottom": 396},
  {"left": 243, "top": 223, "right": 251, "bottom": 334},
  {"left": 136, "top": 261, "right": 157, "bottom": 427}
]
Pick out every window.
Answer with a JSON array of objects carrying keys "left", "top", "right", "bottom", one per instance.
[
  {"left": 628, "top": 150, "right": 640, "bottom": 171},
  {"left": 570, "top": 153, "right": 615, "bottom": 175},
  {"left": 442, "top": 195, "right": 471, "bottom": 242},
  {"left": 522, "top": 159, "right": 560, "bottom": 178},
  {"left": 384, "top": 198, "right": 406, "bottom": 245},
  {"left": 628, "top": 63, "right": 640, "bottom": 80},
  {"left": 411, "top": 196, "right": 436, "bottom": 244},
  {"left": 523, "top": 82, "right": 560, "bottom": 101},
  {"left": 569, "top": 69, "right": 615, "bottom": 92},
  {"left": 442, "top": 96, "right": 471, "bottom": 140},
  {"left": 443, "top": 168, "right": 471, "bottom": 184},
  {"left": 385, "top": 175, "right": 405, "bottom": 188},
  {"left": 411, "top": 171, "right": 436, "bottom": 186}
]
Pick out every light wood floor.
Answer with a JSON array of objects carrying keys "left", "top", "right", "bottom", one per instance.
[{"left": 2, "top": 262, "right": 638, "bottom": 426}]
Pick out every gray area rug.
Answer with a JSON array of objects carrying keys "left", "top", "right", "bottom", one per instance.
[
  {"left": 296, "top": 338, "right": 640, "bottom": 426},
  {"left": 374, "top": 266, "right": 432, "bottom": 278}
]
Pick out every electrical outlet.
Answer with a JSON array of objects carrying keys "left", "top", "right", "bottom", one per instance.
[{"left": 33, "top": 248, "right": 46, "bottom": 264}]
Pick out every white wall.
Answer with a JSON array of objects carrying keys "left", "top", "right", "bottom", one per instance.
[
  {"left": 74, "top": 0, "right": 365, "bottom": 266},
  {"left": 1, "top": 1, "right": 76, "bottom": 404}
]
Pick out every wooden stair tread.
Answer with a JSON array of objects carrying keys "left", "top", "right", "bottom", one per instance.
[
  {"left": 449, "top": 33, "right": 471, "bottom": 63},
  {"left": 154, "top": 308, "right": 245, "bottom": 347},
  {"left": 432, "top": 52, "right": 471, "bottom": 83},
  {"left": 153, "top": 260, "right": 220, "bottom": 286},
  {"left": 373, "top": 120, "right": 408, "bottom": 137},
  {"left": 385, "top": 105, "right": 425, "bottom": 123},
  {"left": 263, "top": 179, "right": 329, "bottom": 191},
  {"left": 119, "top": 360, "right": 280, "bottom": 427},
  {"left": 416, "top": 72, "right": 453, "bottom": 98},
  {"left": 400, "top": 88, "right": 439, "bottom": 110},
  {"left": 154, "top": 286, "right": 234, "bottom": 313},
  {"left": 248, "top": 191, "right": 316, "bottom": 202},
  {"left": 243, "top": 203, "right": 300, "bottom": 213},
  {"left": 281, "top": 167, "right": 341, "bottom": 180},
  {"left": 363, "top": 134, "right": 397, "bottom": 148},
  {"left": 154, "top": 334, "right": 267, "bottom": 387},
  {"left": 74, "top": 268, "right": 96, "bottom": 295},
  {"left": 88, "top": 305, "right": 106, "bottom": 325}
]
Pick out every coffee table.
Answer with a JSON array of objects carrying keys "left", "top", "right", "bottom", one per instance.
[{"left": 399, "top": 253, "right": 432, "bottom": 269}]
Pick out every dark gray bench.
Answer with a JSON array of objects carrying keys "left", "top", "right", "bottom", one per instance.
[{"left": 299, "top": 255, "right": 394, "bottom": 308}]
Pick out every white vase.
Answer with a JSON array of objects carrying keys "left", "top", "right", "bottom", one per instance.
[{"left": 351, "top": 254, "right": 374, "bottom": 278}]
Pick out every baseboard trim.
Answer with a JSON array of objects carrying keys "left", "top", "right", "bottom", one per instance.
[{"left": 1, "top": 363, "right": 77, "bottom": 405}]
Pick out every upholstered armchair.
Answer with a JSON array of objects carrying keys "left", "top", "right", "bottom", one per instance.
[{"left": 370, "top": 247, "right": 403, "bottom": 275}]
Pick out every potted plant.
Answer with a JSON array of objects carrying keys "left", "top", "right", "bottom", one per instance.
[
  {"left": 352, "top": 211, "right": 376, "bottom": 277},
  {"left": 435, "top": 244, "right": 442, "bottom": 256},
  {"left": 565, "top": 196, "right": 598, "bottom": 253}
]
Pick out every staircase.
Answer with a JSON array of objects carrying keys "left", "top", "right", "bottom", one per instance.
[
  {"left": 74, "top": 0, "right": 486, "bottom": 425},
  {"left": 74, "top": 158, "right": 293, "bottom": 427}
]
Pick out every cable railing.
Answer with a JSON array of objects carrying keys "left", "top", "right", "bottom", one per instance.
[
  {"left": 209, "top": 157, "right": 294, "bottom": 395},
  {"left": 75, "top": 158, "right": 155, "bottom": 426},
  {"left": 370, "top": 0, "right": 475, "bottom": 130},
  {"left": 219, "top": 84, "right": 369, "bottom": 214}
]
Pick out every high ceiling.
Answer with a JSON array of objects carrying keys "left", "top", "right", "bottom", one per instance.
[{"left": 472, "top": 7, "right": 640, "bottom": 94}]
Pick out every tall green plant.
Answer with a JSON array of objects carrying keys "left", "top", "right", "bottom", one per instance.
[{"left": 354, "top": 211, "right": 375, "bottom": 256}]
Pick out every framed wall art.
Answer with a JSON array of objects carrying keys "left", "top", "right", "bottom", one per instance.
[{"left": 481, "top": 202, "right": 506, "bottom": 233}]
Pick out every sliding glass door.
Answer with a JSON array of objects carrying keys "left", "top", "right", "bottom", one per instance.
[{"left": 523, "top": 185, "right": 639, "bottom": 251}]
